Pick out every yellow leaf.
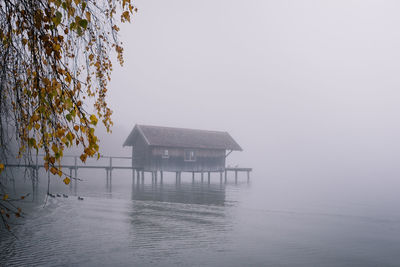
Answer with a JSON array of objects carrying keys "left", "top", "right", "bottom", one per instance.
[
  {"left": 65, "top": 72, "right": 72, "bottom": 84},
  {"left": 63, "top": 177, "right": 71, "bottom": 185},
  {"left": 66, "top": 131, "right": 74, "bottom": 142},
  {"left": 2, "top": 194, "right": 8, "bottom": 200},
  {"left": 85, "top": 11, "right": 91, "bottom": 22},
  {"left": 49, "top": 156, "right": 55, "bottom": 164},
  {"left": 121, "top": 11, "right": 130, "bottom": 22},
  {"left": 0, "top": 163, "right": 4, "bottom": 173},
  {"left": 52, "top": 144, "right": 58, "bottom": 153},
  {"left": 80, "top": 153, "right": 87, "bottom": 163},
  {"left": 50, "top": 167, "right": 58, "bottom": 175},
  {"left": 56, "top": 128, "right": 64, "bottom": 138},
  {"left": 31, "top": 114, "right": 39, "bottom": 122},
  {"left": 90, "top": 114, "right": 98, "bottom": 126}
]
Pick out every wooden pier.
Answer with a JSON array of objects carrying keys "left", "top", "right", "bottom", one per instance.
[{"left": 3, "top": 155, "right": 252, "bottom": 184}]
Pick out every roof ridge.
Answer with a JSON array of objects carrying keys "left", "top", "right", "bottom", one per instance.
[
  {"left": 138, "top": 124, "right": 229, "bottom": 134},
  {"left": 124, "top": 124, "right": 242, "bottom": 151},
  {"left": 136, "top": 125, "right": 150, "bottom": 145}
]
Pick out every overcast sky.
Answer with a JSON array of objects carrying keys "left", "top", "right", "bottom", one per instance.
[{"left": 97, "top": 0, "right": 400, "bottom": 203}]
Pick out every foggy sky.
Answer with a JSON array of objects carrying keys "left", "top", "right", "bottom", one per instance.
[{"left": 97, "top": 0, "right": 400, "bottom": 204}]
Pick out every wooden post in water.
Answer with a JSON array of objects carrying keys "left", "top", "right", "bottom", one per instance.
[
  {"left": 235, "top": 170, "right": 238, "bottom": 184},
  {"left": 35, "top": 153, "right": 39, "bottom": 182},
  {"left": 109, "top": 157, "right": 113, "bottom": 182},
  {"left": 208, "top": 172, "right": 211, "bottom": 184},
  {"left": 69, "top": 168, "right": 73, "bottom": 189},
  {"left": 136, "top": 170, "right": 140, "bottom": 183},
  {"left": 160, "top": 171, "right": 163, "bottom": 183},
  {"left": 132, "top": 168, "right": 135, "bottom": 181},
  {"left": 201, "top": 172, "right": 204, "bottom": 183},
  {"left": 74, "top": 156, "right": 78, "bottom": 187},
  {"left": 192, "top": 172, "right": 195, "bottom": 182},
  {"left": 247, "top": 170, "right": 250, "bottom": 183},
  {"left": 47, "top": 171, "right": 50, "bottom": 198},
  {"left": 224, "top": 170, "right": 227, "bottom": 183},
  {"left": 141, "top": 170, "right": 144, "bottom": 182}
]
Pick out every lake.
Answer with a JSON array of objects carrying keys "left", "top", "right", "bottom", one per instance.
[{"left": 1, "top": 169, "right": 400, "bottom": 266}]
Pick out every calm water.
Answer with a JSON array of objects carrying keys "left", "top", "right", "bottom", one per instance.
[{"left": 1, "top": 170, "right": 400, "bottom": 266}]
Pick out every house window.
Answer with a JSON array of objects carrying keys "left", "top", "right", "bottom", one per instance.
[
  {"left": 184, "top": 150, "right": 196, "bottom": 161},
  {"left": 162, "top": 149, "right": 169, "bottom": 159}
]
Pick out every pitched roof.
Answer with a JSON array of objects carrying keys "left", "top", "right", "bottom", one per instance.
[{"left": 123, "top": 125, "right": 242, "bottom": 151}]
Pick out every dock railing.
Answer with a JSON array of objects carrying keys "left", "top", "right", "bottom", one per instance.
[{"left": 2, "top": 154, "right": 252, "bottom": 184}]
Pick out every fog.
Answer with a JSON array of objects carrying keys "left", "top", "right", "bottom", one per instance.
[
  {"left": 93, "top": 0, "right": 400, "bottom": 212},
  {"left": 2, "top": 2, "right": 400, "bottom": 265}
]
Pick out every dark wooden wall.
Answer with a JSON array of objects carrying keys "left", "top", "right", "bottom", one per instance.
[
  {"left": 131, "top": 133, "right": 149, "bottom": 168},
  {"left": 131, "top": 140, "right": 226, "bottom": 171},
  {"left": 149, "top": 147, "right": 226, "bottom": 172}
]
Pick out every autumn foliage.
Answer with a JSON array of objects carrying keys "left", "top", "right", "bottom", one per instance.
[
  {"left": 0, "top": 0, "right": 136, "bottom": 228},
  {"left": 0, "top": 0, "right": 136, "bottom": 178}
]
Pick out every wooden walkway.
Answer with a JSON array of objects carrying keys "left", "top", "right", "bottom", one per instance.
[{"left": 4, "top": 155, "right": 252, "bottom": 184}]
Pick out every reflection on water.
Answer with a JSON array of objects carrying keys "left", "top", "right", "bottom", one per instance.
[
  {"left": 0, "top": 173, "right": 240, "bottom": 266},
  {"left": 131, "top": 179, "right": 226, "bottom": 206},
  {"left": 2, "top": 172, "right": 400, "bottom": 266}
]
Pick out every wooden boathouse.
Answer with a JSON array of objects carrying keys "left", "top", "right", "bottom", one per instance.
[
  {"left": 2, "top": 125, "right": 251, "bottom": 187},
  {"left": 123, "top": 125, "right": 248, "bottom": 181}
]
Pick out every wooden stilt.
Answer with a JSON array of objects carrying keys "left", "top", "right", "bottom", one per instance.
[
  {"left": 109, "top": 157, "right": 112, "bottom": 182},
  {"left": 106, "top": 169, "right": 109, "bottom": 185},
  {"left": 69, "top": 168, "right": 73, "bottom": 188},
  {"left": 235, "top": 170, "right": 238, "bottom": 184},
  {"left": 74, "top": 156, "right": 78, "bottom": 187}
]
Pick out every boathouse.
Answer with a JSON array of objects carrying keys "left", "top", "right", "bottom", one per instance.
[{"left": 123, "top": 125, "right": 242, "bottom": 172}]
